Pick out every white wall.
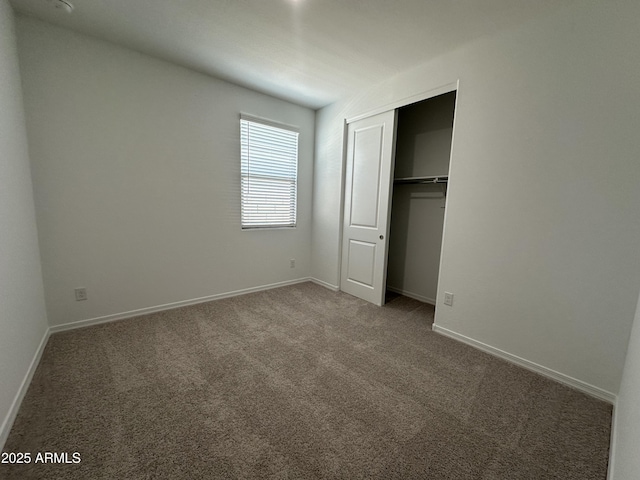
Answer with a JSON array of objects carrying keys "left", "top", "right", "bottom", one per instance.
[
  {"left": 0, "top": 0, "right": 49, "bottom": 446},
  {"left": 312, "top": 0, "right": 640, "bottom": 396},
  {"left": 610, "top": 288, "right": 640, "bottom": 478},
  {"left": 16, "top": 17, "right": 315, "bottom": 327}
]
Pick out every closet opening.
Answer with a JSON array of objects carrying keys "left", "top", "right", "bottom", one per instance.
[
  {"left": 385, "top": 91, "right": 457, "bottom": 306},
  {"left": 339, "top": 85, "right": 457, "bottom": 307}
]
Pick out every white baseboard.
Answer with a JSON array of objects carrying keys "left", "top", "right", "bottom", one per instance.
[
  {"left": 386, "top": 286, "right": 435, "bottom": 305},
  {"left": 0, "top": 327, "right": 50, "bottom": 451},
  {"left": 309, "top": 277, "right": 340, "bottom": 291},
  {"left": 432, "top": 324, "right": 617, "bottom": 404},
  {"left": 50, "top": 278, "right": 313, "bottom": 334}
]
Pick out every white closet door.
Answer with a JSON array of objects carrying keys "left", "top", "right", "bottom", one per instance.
[{"left": 340, "top": 110, "right": 396, "bottom": 306}]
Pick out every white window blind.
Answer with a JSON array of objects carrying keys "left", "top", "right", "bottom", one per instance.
[{"left": 240, "top": 114, "right": 299, "bottom": 228}]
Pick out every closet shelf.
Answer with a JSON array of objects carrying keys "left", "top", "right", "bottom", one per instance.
[{"left": 393, "top": 175, "right": 448, "bottom": 185}]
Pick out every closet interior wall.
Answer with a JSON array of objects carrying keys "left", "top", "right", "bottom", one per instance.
[{"left": 387, "top": 92, "right": 456, "bottom": 305}]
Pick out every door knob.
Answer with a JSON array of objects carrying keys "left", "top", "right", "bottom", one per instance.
[{"left": 379, "top": 235, "right": 384, "bottom": 240}]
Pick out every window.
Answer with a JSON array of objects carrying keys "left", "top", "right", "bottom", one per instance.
[{"left": 240, "top": 114, "right": 299, "bottom": 229}]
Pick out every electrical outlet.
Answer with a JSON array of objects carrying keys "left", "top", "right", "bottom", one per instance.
[
  {"left": 444, "top": 292, "right": 454, "bottom": 306},
  {"left": 289, "top": 259, "right": 295, "bottom": 268},
  {"left": 75, "top": 287, "right": 87, "bottom": 301}
]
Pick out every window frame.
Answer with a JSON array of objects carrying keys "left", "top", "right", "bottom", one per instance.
[{"left": 240, "top": 113, "right": 299, "bottom": 230}]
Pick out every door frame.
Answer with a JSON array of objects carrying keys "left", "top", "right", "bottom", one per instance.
[{"left": 338, "top": 80, "right": 460, "bottom": 307}]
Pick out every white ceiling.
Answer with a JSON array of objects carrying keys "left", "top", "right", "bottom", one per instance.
[{"left": 10, "top": 0, "right": 570, "bottom": 109}]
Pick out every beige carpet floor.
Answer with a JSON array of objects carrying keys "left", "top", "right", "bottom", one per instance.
[{"left": 2, "top": 282, "right": 611, "bottom": 479}]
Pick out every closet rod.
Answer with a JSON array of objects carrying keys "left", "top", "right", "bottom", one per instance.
[{"left": 393, "top": 175, "right": 448, "bottom": 185}]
